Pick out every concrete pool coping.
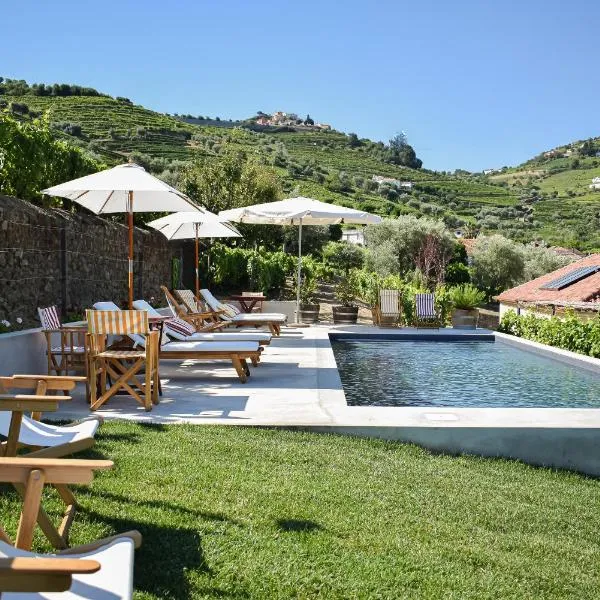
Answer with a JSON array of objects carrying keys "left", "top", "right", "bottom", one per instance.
[{"left": 48, "top": 324, "right": 600, "bottom": 477}]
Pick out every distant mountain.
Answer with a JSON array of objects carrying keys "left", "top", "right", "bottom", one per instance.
[{"left": 2, "top": 76, "right": 599, "bottom": 250}]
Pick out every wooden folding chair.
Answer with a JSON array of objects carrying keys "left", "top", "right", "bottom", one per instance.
[
  {"left": 86, "top": 310, "right": 160, "bottom": 412},
  {"left": 0, "top": 457, "right": 141, "bottom": 599},
  {"left": 414, "top": 293, "right": 441, "bottom": 328},
  {"left": 0, "top": 375, "right": 100, "bottom": 551},
  {"left": 38, "top": 306, "right": 88, "bottom": 396},
  {"left": 377, "top": 289, "right": 402, "bottom": 327}
]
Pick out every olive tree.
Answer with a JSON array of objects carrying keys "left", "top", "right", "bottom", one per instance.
[
  {"left": 470, "top": 235, "right": 524, "bottom": 296},
  {"left": 364, "top": 216, "right": 455, "bottom": 284}
]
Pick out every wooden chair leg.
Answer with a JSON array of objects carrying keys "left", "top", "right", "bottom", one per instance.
[{"left": 231, "top": 357, "right": 247, "bottom": 383}]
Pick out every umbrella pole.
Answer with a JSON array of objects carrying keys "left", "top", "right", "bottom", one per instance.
[
  {"left": 195, "top": 223, "right": 200, "bottom": 302},
  {"left": 296, "top": 219, "right": 302, "bottom": 324},
  {"left": 127, "top": 191, "right": 134, "bottom": 309}
]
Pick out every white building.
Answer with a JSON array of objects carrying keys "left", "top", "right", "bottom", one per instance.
[
  {"left": 371, "top": 175, "right": 412, "bottom": 189},
  {"left": 341, "top": 229, "right": 365, "bottom": 246}
]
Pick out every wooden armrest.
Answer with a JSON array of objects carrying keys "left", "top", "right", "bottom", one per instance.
[
  {"left": 188, "top": 311, "right": 217, "bottom": 319},
  {"left": 0, "top": 458, "right": 113, "bottom": 485},
  {"left": 2, "top": 375, "right": 85, "bottom": 392},
  {"left": 0, "top": 557, "right": 100, "bottom": 593},
  {"left": 0, "top": 394, "right": 71, "bottom": 413}
]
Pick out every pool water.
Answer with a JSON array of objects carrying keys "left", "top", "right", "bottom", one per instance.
[{"left": 331, "top": 339, "right": 600, "bottom": 408}]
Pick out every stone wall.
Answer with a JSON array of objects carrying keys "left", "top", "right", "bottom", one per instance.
[{"left": 0, "top": 195, "right": 181, "bottom": 326}]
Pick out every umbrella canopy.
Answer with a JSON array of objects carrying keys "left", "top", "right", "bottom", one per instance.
[
  {"left": 147, "top": 211, "right": 240, "bottom": 240},
  {"left": 220, "top": 197, "right": 382, "bottom": 323},
  {"left": 42, "top": 162, "right": 201, "bottom": 307},
  {"left": 42, "top": 162, "right": 198, "bottom": 213},
  {"left": 219, "top": 196, "right": 381, "bottom": 225},
  {"left": 147, "top": 212, "right": 241, "bottom": 297}
]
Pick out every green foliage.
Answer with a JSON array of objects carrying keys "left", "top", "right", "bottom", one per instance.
[
  {"left": 171, "top": 257, "right": 182, "bottom": 290},
  {"left": 335, "top": 270, "right": 360, "bottom": 306},
  {"left": 521, "top": 244, "right": 571, "bottom": 281},
  {"left": 471, "top": 235, "right": 525, "bottom": 297},
  {"left": 445, "top": 262, "right": 471, "bottom": 285},
  {"left": 499, "top": 310, "right": 600, "bottom": 358},
  {"left": 0, "top": 112, "right": 102, "bottom": 202},
  {"left": 322, "top": 241, "right": 364, "bottom": 273},
  {"left": 364, "top": 216, "right": 455, "bottom": 284},
  {"left": 181, "top": 151, "right": 281, "bottom": 214},
  {"left": 449, "top": 284, "right": 486, "bottom": 310},
  {"left": 210, "top": 244, "right": 295, "bottom": 295}
]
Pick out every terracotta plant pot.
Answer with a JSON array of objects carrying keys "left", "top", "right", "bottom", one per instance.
[
  {"left": 451, "top": 308, "right": 479, "bottom": 329},
  {"left": 299, "top": 303, "right": 320, "bottom": 324},
  {"left": 333, "top": 305, "right": 358, "bottom": 325}
]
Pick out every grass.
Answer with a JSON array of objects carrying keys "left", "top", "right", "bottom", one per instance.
[{"left": 1, "top": 423, "right": 598, "bottom": 599}]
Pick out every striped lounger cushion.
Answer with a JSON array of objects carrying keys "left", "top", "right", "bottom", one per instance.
[{"left": 166, "top": 317, "right": 196, "bottom": 339}]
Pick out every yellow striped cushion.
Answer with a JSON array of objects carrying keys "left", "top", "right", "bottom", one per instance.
[{"left": 87, "top": 310, "right": 149, "bottom": 334}]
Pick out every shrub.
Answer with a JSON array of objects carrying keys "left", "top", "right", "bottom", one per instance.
[
  {"left": 449, "top": 284, "right": 485, "bottom": 310},
  {"left": 498, "top": 310, "right": 600, "bottom": 358},
  {"left": 335, "top": 270, "right": 360, "bottom": 306},
  {"left": 322, "top": 241, "right": 364, "bottom": 273}
]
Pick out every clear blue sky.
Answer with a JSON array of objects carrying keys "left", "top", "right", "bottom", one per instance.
[{"left": 2, "top": 0, "right": 599, "bottom": 171}]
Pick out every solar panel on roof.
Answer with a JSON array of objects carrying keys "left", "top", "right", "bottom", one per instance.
[{"left": 539, "top": 265, "right": 600, "bottom": 290}]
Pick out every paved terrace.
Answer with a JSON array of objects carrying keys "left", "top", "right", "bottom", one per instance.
[{"left": 51, "top": 325, "right": 600, "bottom": 476}]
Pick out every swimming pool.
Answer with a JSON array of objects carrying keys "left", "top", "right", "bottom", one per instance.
[{"left": 331, "top": 339, "right": 600, "bottom": 409}]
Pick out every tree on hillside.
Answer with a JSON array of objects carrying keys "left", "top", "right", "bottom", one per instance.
[
  {"left": 305, "top": 114, "right": 314, "bottom": 126},
  {"left": 386, "top": 132, "right": 423, "bottom": 169},
  {"left": 181, "top": 151, "right": 280, "bottom": 215},
  {"left": 347, "top": 133, "right": 361, "bottom": 148}
]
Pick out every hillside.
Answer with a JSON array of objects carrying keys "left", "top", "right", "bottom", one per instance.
[
  {"left": 487, "top": 137, "right": 600, "bottom": 250},
  {"left": 2, "top": 79, "right": 599, "bottom": 250}
]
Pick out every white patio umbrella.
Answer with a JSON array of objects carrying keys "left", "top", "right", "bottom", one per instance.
[
  {"left": 42, "top": 162, "right": 201, "bottom": 307},
  {"left": 220, "top": 197, "right": 382, "bottom": 323},
  {"left": 147, "top": 211, "right": 241, "bottom": 299}
]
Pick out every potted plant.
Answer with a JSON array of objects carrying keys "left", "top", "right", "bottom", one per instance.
[
  {"left": 298, "top": 277, "right": 320, "bottom": 324},
  {"left": 449, "top": 284, "right": 486, "bottom": 329},
  {"left": 332, "top": 272, "right": 359, "bottom": 324}
]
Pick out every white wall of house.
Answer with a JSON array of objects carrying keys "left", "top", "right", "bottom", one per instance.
[{"left": 499, "top": 303, "right": 553, "bottom": 319}]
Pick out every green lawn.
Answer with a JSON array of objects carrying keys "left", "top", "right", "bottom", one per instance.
[{"left": 1, "top": 424, "right": 598, "bottom": 599}]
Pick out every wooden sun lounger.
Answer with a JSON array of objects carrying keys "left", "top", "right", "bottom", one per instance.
[
  {"left": 161, "top": 286, "right": 224, "bottom": 332},
  {"left": 199, "top": 289, "right": 287, "bottom": 336}
]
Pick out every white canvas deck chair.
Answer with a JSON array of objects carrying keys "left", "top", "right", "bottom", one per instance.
[
  {"left": 200, "top": 289, "right": 286, "bottom": 336},
  {"left": 132, "top": 300, "right": 272, "bottom": 346},
  {"left": 0, "top": 375, "right": 101, "bottom": 551},
  {"left": 0, "top": 457, "right": 141, "bottom": 599},
  {"left": 414, "top": 293, "right": 441, "bottom": 328},
  {"left": 376, "top": 289, "right": 402, "bottom": 327},
  {"left": 87, "top": 310, "right": 160, "bottom": 412}
]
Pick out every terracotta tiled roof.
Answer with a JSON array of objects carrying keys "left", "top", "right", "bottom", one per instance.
[{"left": 496, "top": 254, "right": 600, "bottom": 304}]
